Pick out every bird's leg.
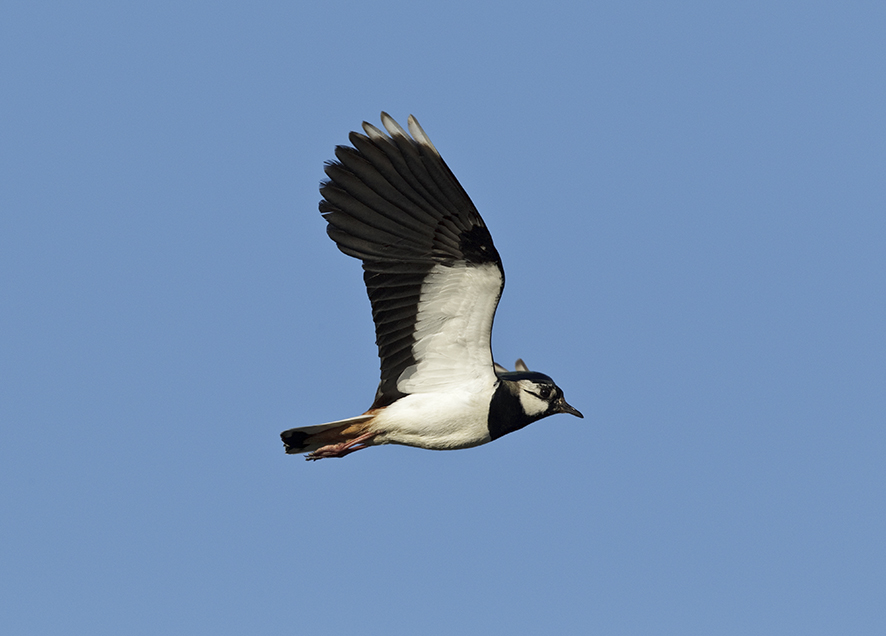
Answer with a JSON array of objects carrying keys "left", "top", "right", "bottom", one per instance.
[{"left": 306, "top": 430, "right": 377, "bottom": 461}]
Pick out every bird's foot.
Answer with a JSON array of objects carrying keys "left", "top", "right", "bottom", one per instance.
[{"left": 306, "top": 431, "right": 377, "bottom": 461}]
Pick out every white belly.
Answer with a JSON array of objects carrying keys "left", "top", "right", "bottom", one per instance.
[{"left": 369, "top": 389, "right": 493, "bottom": 450}]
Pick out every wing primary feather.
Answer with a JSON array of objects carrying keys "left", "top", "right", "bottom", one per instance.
[
  {"left": 407, "top": 114, "right": 441, "bottom": 157},
  {"left": 338, "top": 139, "right": 442, "bottom": 227},
  {"left": 380, "top": 111, "right": 409, "bottom": 138},
  {"left": 322, "top": 162, "right": 432, "bottom": 237},
  {"left": 362, "top": 133, "right": 450, "bottom": 226},
  {"left": 385, "top": 130, "right": 458, "bottom": 222},
  {"left": 348, "top": 133, "right": 460, "bottom": 236},
  {"left": 361, "top": 121, "right": 387, "bottom": 141},
  {"left": 321, "top": 185, "right": 429, "bottom": 245}
]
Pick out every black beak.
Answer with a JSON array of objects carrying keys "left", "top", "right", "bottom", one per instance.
[{"left": 556, "top": 397, "right": 583, "bottom": 418}]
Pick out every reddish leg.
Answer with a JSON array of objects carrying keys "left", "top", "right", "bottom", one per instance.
[{"left": 306, "top": 430, "right": 377, "bottom": 461}]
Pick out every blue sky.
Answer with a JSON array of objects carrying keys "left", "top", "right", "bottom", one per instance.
[{"left": 2, "top": 1, "right": 884, "bottom": 633}]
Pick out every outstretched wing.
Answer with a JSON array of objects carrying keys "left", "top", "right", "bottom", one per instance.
[{"left": 320, "top": 112, "right": 505, "bottom": 409}]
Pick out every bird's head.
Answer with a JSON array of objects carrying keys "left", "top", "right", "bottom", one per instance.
[
  {"left": 514, "top": 375, "right": 583, "bottom": 420},
  {"left": 496, "top": 359, "right": 583, "bottom": 421}
]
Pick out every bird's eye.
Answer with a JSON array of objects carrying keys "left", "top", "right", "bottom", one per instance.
[{"left": 537, "top": 386, "right": 552, "bottom": 400}]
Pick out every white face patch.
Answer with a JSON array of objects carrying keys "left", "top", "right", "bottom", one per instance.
[{"left": 517, "top": 380, "right": 551, "bottom": 418}]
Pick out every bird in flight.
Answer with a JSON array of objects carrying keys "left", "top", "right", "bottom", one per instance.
[{"left": 281, "top": 113, "right": 582, "bottom": 460}]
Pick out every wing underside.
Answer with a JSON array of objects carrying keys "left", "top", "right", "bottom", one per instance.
[{"left": 319, "top": 113, "right": 505, "bottom": 408}]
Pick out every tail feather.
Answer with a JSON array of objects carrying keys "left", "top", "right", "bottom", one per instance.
[{"left": 280, "top": 414, "right": 375, "bottom": 454}]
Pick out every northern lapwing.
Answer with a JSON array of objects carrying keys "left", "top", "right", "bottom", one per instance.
[{"left": 281, "top": 113, "right": 582, "bottom": 460}]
